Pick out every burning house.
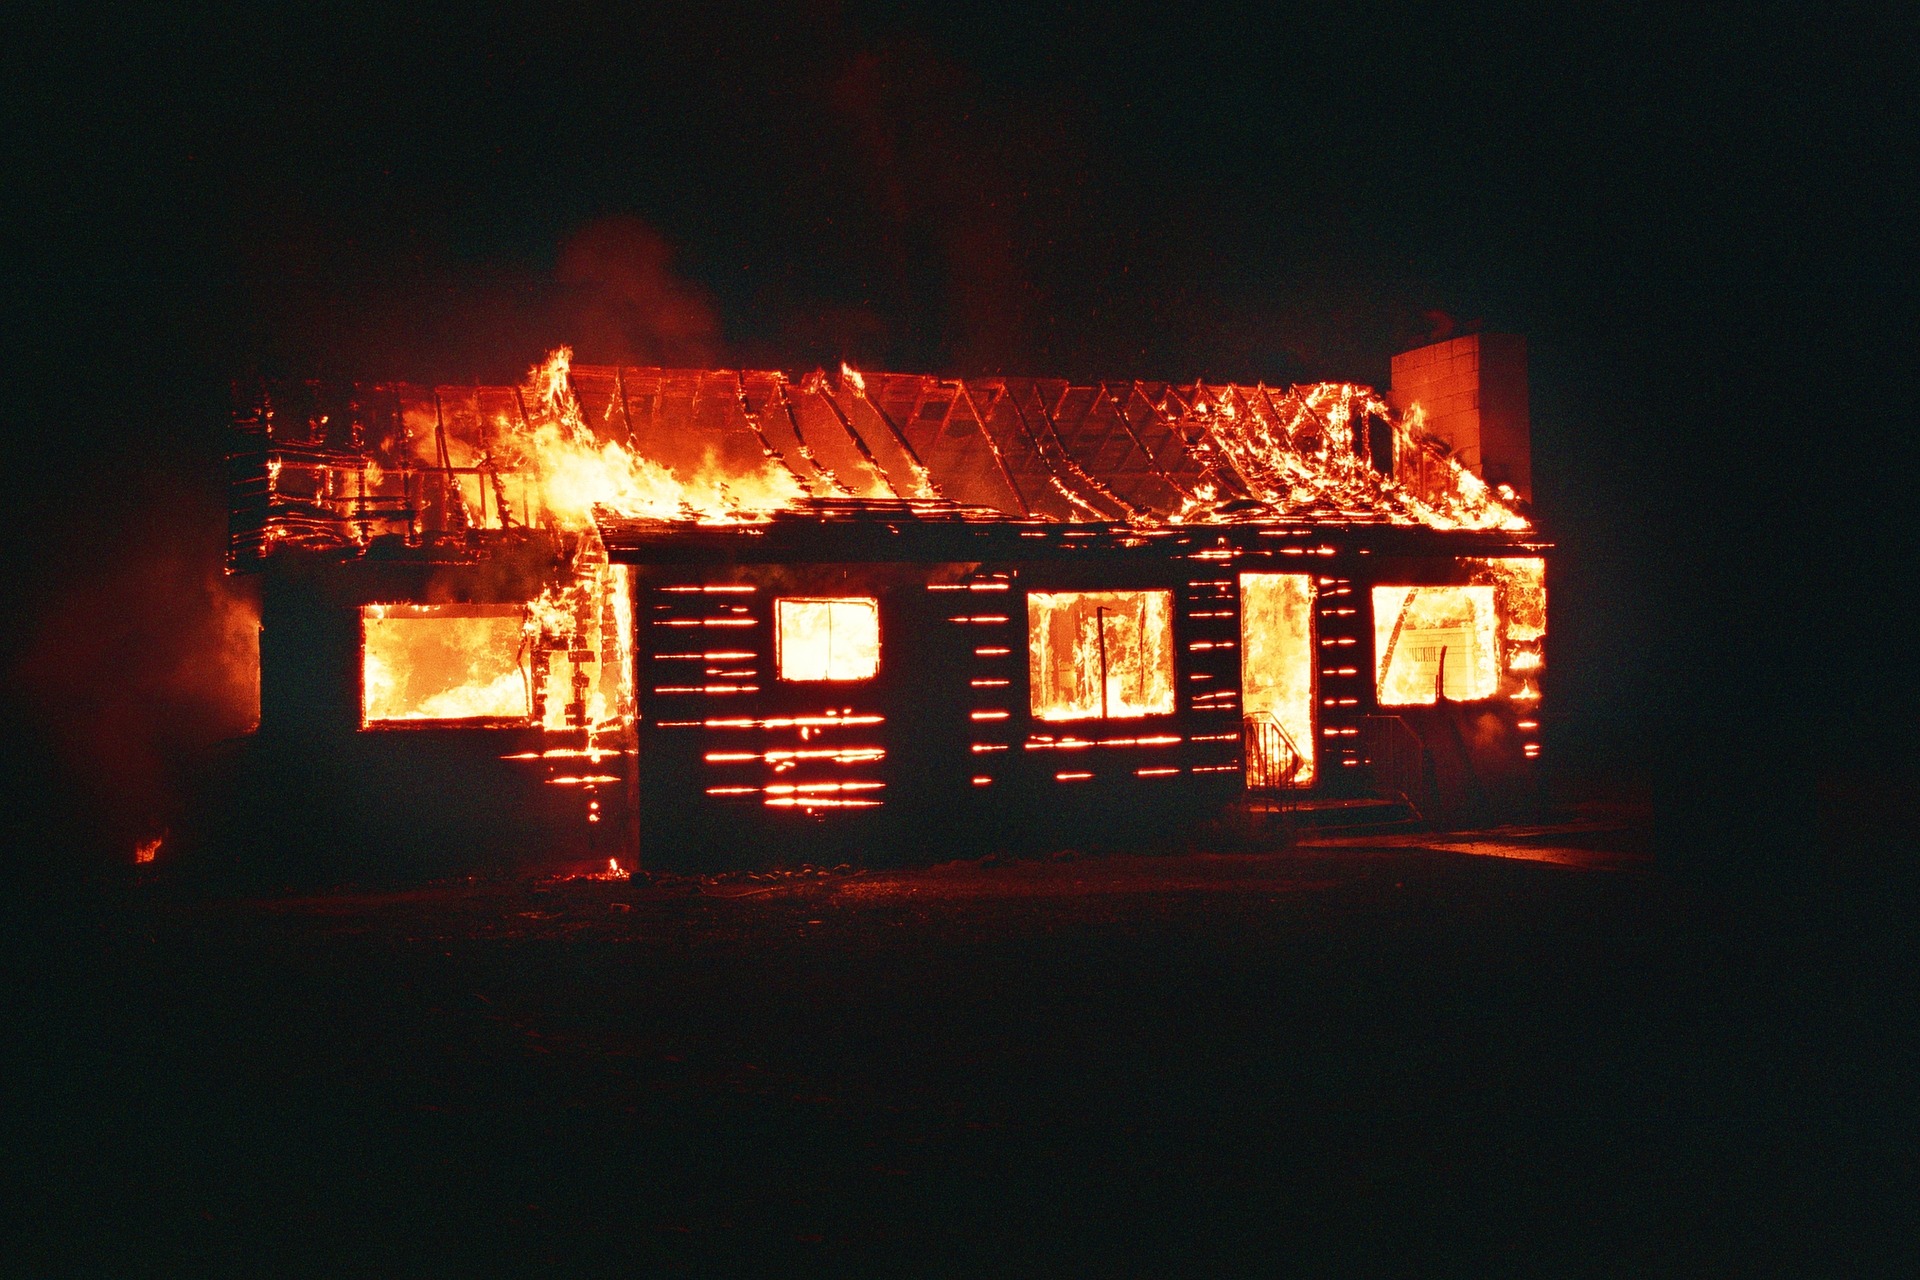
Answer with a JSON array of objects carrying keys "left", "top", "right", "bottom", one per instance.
[{"left": 225, "top": 335, "right": 1548, "bottom": 872}]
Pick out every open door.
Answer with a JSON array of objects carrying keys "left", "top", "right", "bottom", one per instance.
[{"left": 1239, "top": 573, "right": 1316, "bottom": 788}]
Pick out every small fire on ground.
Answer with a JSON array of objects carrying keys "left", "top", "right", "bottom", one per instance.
[{"left": 555, "top": 858, "right": 631, "bottom": 882}]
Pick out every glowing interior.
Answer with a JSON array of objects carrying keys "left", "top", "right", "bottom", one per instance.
[
  {"left": 362, "top": 605, "right": 529, "bottom": 723},
  {"left": 1481, "top": 557, "right": 1546, "bottom": 641},
  {"left": 1027, "top": 590, "right": 1175, "bottom": 722},
  {"left": 1372, "top": 585, "right": 1499, "bottom": 705},
  {"left": 1240, "top": 573, "right": 1316, "bottom": 785},
  {"left": 361, "top": 564, "right": 634, "bottom": 729},
  {"left": 776, "top": 597, "right": 880, "bottom": 682},
  {"left": 1470, "top": 557, "right": 1547, "bottom": 686}
]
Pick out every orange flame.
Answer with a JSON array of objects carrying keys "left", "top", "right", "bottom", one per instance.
[
  {"left": 1182, "top": 383, "right": 1527, "bottom": 531},
  {"left": 499, "top": 347, "right": 803, "bottom": 526},
  {"left": 585, "top": 857, "right": 631, "bottom": 881}
]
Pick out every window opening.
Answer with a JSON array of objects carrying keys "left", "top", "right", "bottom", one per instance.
[
  {"left": 360, "top": 565, "right": 633, "bottom": 730},
  {"left": 775, "top": 597, "right": 880, "bottom": 682},
  {"left": 1027, "top": 590, "right": 1175, "bottom": 721},
  {"left": 361, "top": 604, "right": 530, "bottom": 724},
  {"left": 1239, "top": 573, "right": 1315, "bottom": 786},
  {"left": 1372, "top": 585, "right": 1499, "bottom": 705}
]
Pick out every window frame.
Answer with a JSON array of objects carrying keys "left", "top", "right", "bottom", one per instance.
[
  {"left": 1025, "top": 587, "right": 1177, "bottom": 723},
  {"left": 359, "top": 602, "right": 533, "bottom": 728},
  {"left": 773, "top": 596, "right": 882, "bottom": 683},
  {"left": 1370, "top": 583, "right": 1501, "bottom": 706}
]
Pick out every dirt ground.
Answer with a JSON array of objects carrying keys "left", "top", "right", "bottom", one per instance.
[{"left": 4, "top": 822, "right": 1911, "bottom": 1275}]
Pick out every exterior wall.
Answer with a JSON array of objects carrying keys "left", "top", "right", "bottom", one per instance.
[
  {"left": 1389, "top": 333, "right": 1532, "bottom": 501},
  {"left": 217, "top": 531, "right": 1545, "bottom": 875},
  {"left": 211, "top": 559, "right": 634, "bottom": 875},
  {"left": 625, "top": 530, "right": 1548, "bottom": 870},
  {"left": 632, "top": 556, "right": 1244, "bottom": 869}
]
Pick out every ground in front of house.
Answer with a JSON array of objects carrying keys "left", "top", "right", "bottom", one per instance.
[{"left": 5, "top": 816, "right": 1908, "bottom": 1275}]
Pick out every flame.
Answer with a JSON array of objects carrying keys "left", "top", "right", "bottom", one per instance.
[
  {"left": 1178, "top": 383, "right": 1528, "bottom": 532},
  {"left": 362, "top": 607, "right": 530, "bottom": 723},
  {"left": 416, "top": 666, "right": 530, "bottom": 720},
  {"left": 775, "top": 597, "right": 880, "bottom": 682},
  {"left": 1367, "top": 564, "right": 1543, "bottom": 708},
  {"left": 522, "top": 561, "right": 636, "bottom": 732},
  {"left": 1239, "top": 573, "right": 1316, "bottom": 785},
  {"left": 1372, "top": 585, "right": 1500, "bottom": 706},
  {"left": 361, "top": 567, "right": 634, "bottom": 732},
  {"left": 504, "top": 354, "right": 1523, "bottom": 533},
  {"left": 1473, "top": 556, "right": 1546, "bottom": 641},
  {"left": 550, "top": 857, "right": 633, "bottom": 882},
  {"left": 1170, "top": 482, "right": 1218, "bottom": 523},
  {"left": 1389, "top": 402, "right": 1530, "bottom": 531},
  {"left": 134, "top": 837, "right": 161, "bottom": 864},
  {"left": 497, "top": 347, "right": 804, "bottom": 527},
  {"left": 1027, "top": 590, "right": 1176, "bottom": 721},
  {"left": 243, "top": 358, "right": 1527, "bottom": 562},
  {"left": 1467, "top": 556, "right": 1547, "bottom": 700}
]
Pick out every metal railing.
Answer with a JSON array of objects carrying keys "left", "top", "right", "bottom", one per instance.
[
  {"left": 1359, "top": 714, "right": 1431, "bottom": 821},
  {"left": 1241, "top": 713, "right": 1305, "bottom": 792}
]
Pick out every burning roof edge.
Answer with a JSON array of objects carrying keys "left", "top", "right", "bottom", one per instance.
[{"left": 593, "top": 498, "right": 1550, "bottom": 568}]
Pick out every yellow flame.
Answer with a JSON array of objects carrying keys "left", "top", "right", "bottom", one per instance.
[
  {"left": 503, "top": 355, "right": 1520, "bottom": 532},
  {"left": 775, "top": 597, "right": 880, "bottom": 682},
  {"left": 1028, "top": 590, "right": 1175, "bottom": 721},
  {"left": 361, "top": 608, "right": 530, "bottom": 723},
  {"left": 499, "top": 347, "right": 804, "bottom": 527},
  {"left": 1239, "top": 572, "right": 1315, "bottom": 785},
  {"left": 1169, "top": 383, "right": 1526, "bottom": 530},
  {"left": 1389, "top": 403, "right": 1531, "bottom": 532},
  {"left": 1372, "top": 585, "right": 1500, "bottom": 705}
]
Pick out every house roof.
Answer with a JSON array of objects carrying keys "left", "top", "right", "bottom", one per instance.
[
  {"left": 228, "top": 363, "right": 1528, "bottom": 566},
  {"left": 561, "top": 366, "right": 1522, "bottom": 529}
]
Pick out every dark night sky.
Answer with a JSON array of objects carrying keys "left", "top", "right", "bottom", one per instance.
[{"left": 2, "top": 2, "right": 1913, "bottom": 871}]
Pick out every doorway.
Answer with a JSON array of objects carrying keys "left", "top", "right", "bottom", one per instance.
[{"left": 1239, "top": 573, "right": 1315, "bottom": 788}]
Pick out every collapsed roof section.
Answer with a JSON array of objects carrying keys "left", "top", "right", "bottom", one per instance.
[{"left": 228, "top": 360, "right": 1526, "bottom": 567}]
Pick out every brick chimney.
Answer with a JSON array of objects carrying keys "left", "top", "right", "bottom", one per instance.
[{"left": 1388, "top": 333, "right": 1531, "bottom": 502}]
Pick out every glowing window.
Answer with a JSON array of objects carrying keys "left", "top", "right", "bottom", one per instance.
[
  {"left": 361, "top": 604, "right": 529, "bottom": 725},
  {"left": 1027, "top": 590, "right": 1175, "bottom": 721},
  {"left": 775, "top": 597, "right": 880, "bottom": 682},
  {"left": 1372, "top": 585, "right": 1499, "bottom": 705}
]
